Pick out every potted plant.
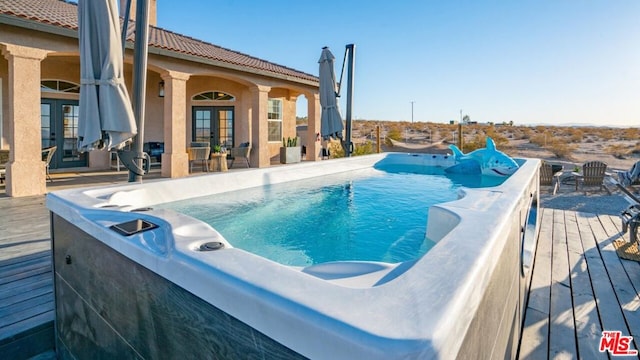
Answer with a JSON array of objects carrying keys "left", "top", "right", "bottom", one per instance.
[
  {"left": 280, "top": 137, "right": 301, "bottom": 164},
  {"left": 212, "top": 145, "right": 222, "bottom": 154}
]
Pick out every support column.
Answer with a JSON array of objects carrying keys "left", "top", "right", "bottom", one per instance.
[
  {"left": 160, "top": 71, "right": 190, "bottom": 178},
  {"left": 305, "top": 92, "right": 321, "bottom": 161},
  {"left": 1, "top": 44, "right": 49, "bottom": 197},
  {"left": 250, "top": 85, "right": 271, "bottom": 168}
]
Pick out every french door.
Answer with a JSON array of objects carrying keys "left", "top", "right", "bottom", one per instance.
[
  {"left": 41, "top": 99, "right": 87, "bottom": 168},
  {"left": 192, "top": 106, "right": 234, "bottom": 149}
]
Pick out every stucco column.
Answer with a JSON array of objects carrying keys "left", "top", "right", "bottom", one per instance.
[
  {"left": 306, "top": 92, "right": 321, "bottom": 161},
  {"left": 250, "top": 85, "right": 271, "bottom": 168},
  {"left": 160, "top": 71, "right": 190, "bottom": 178},
  {"left": 1, "top": 44, "right": 49, "bottom": 197}
]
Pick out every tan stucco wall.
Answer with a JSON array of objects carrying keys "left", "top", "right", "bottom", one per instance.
[
  {"left": 144, "top": 71, "right": 165, "bottom": 143},
  {"left": 0, "top": 17, "right": 319, "bottom": 196},
  {"left": 0, "top": 55, "right": 7, "bottom": 150}
]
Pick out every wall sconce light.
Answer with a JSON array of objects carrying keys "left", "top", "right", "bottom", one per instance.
[{"left": 158, "top": 80, "right": 165, "bottom": 97}]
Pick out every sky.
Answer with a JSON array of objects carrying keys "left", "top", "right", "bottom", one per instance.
[{"left": 153, "top": 0, "right": 640, "bottom": 127}]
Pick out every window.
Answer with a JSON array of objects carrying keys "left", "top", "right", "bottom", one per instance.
[
  {"left": 41, "top": 80, "right": 80, "bottom": 93},
  {"left": 267, "top": 99, "right": 282, "bottom": 142},
  {"left": 192, "top": 91, "right": 235, "bottom": 101}
]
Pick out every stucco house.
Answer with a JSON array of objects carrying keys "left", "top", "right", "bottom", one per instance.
[{"left": 0, "top": 0, "right": 321, "bottom": 197}]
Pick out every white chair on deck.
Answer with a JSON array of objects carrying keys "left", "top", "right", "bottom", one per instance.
[
  {"left": 187, "top": 145, "right": 210, "bottom": 173},
  {"left": 229, "top": 142, "right": 251, "bottom": 168},
  {"left": 42, "top": 146, "right": 57, "bottom": 182}
]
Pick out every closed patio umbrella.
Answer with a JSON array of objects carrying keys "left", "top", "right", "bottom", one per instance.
[
  {"left": 78, "top": 0, "right": 136, "bottom": 152},
  {"left": 318, "top": 47, "right": 343, "bottom": 140}
]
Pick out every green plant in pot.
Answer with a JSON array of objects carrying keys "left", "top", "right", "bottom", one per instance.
[
  {"left": 212, "top": 145, "right": 222, "bottom": 153},
  {"left": 280, "top": 137, "right": 301, "bottom": 164},
  {"left": 282, "top": 137, "right": 298, "bottom": 147}
]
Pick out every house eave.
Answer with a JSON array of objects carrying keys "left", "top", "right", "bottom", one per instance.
[
  {"left": 0, "top": 13, "right": 318, "bottom": 88},
  {"left": 147, "top": 46, "right": 318, "bottom": 87}
]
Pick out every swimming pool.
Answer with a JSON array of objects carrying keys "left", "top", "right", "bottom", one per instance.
[
  {"left": 47, "top": 152, "right": 541, "bottom": 359},
  {"left": 157, "top": 164, "right": 504, "bottom": 266}
]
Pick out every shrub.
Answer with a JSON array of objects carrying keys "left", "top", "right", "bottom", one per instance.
[
  {"left": 463, "top": 134, "right": 486, "bottom": 152},
  {"left": 568, "top": 129, "right": 583, "bottom": 143},
  {"left": 386, "top": 127, "right": 402, "bottom": 141},
  {"left": 605, "top": 144, "right": 631, "bottom": 159},
  {"left": 353, "top": 141, "right": 375, "bottom": 156},
  {"left": 328, "top": 141, "right": 344, "bottom": 158},
  {"left": 547, "top": 140, "right": 577, "bottom": 159},
  {"left": 529, "top": 133, "right": 549, "bottom": 147}
]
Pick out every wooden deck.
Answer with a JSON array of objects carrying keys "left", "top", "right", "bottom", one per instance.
[
  {"left": 520, "top": 208, "right": 640, "bottom": 359},
  {"left": 0, "top": 191, "right": 639, "bottom": 358},
  {"left": 0, "top": 195, "right": 55, "bottom": 359}
]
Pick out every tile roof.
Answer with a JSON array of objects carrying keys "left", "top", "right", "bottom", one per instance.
[{"left": 0, "top": 0, "right": 318, "bottom": 84}]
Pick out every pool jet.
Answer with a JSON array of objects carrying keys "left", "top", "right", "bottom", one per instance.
[{"left": 446, "top": 137, "right": 519, "bottom": 177}]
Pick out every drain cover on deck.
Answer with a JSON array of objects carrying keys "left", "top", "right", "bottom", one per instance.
[{"left": 199, "top": 242, "right": 225, "bottom": 251}]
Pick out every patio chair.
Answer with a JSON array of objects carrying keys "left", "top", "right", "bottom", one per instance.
[
  {"left": 42, "top": 146, "right": 57, "bottom": 182},
  {"left": 615, "top": 161, "right": 640, "bottom": 190},
  {"left": 229, "top": 142, "right": 251, "bottom": 168},
  {"left": 540, "top": 162, "right": 562, "bottom": 195},
  {"left": 607, "top": 177, "right": 640, "bottom": 244},
  {"left": 0, "top": 149, "right": 8, "bottom": 184},
  {"left": 572, "top": 160, "right": 608, "bottom": 194},
  {"left": 187, "top": 146, "right": 210, "bottom": 173}
]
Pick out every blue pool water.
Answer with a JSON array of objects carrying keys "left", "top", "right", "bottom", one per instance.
[{"left": 159, "top": 165, "right": 505, "bottom": 266}]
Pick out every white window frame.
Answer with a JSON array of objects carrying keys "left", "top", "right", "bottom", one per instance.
[
  {"left": 267, "top": 99, "right": 282, "bottom": 142},
  {"left": 192, "top": 90, "right": 235, "bottom": 101}
]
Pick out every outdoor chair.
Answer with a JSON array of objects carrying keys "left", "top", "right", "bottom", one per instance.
[
  {"left": 42, "top": 146, "right": 57, "bottom": 182},
  {"left": 321, "top": 148, "right": 330, "bottom": 160},
  {"left": 572, "top": 160, "right": 608, "bottom": 194},
  {"left": 540, "top": 162, "right": 562, "bottom": 195},
  {"left": 187, "top": 146, "right": 210, "bottom": 173},
  {"left": 615, "top": 161, "right": 640, "bottom": 193},
  {"left": 229, "top": 142, "right": 251, "bottom": 168},
  {"left": 190, "top": 142, "right": 210, "bottom": 148},
  {"left": 0, "top": 149, "right": 8, "bottom": 184}
]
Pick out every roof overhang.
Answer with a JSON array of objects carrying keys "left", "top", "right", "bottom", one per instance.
[{"left": 0, "top": 13, "right": 318, "bottom": 88}]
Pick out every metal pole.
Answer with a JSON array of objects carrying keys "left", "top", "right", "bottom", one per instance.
[
  {"left": 120, "top": 0, "right": 131, "bottom": 56},
  {"left": 345, "top": 44, "right": 355, "bottom": 157},
  {"left": 458, "top": 109, "right": 463, "bottom": 149},
  {"left": 411, "top": 101, "right": 414, "bottom": 123},
  {"left": 129, "top": 0, "right": 150, "bottom": 182}
]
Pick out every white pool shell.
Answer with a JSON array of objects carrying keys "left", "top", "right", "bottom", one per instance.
[{"left": 46, "top": 153, "right": 541, "bottom": 359}]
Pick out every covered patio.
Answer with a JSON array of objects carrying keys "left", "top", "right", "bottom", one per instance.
[{"left": 0, "top": 0, "right": 323, "bottom": 197}]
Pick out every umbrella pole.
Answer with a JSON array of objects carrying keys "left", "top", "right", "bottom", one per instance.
[
  {"left": 344, "top": 44, "right": 355, "bottom": 157},
  {"left": 120, "top": 0, "right": 131, "bottom": 56},
  {"left": 128, "top": 0, "right": 150, "bottom": 182}
]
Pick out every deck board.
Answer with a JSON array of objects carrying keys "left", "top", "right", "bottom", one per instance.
[
  {"left": 548, "top": 209, "right": 578, "bottom": 359},
  {"left": 564, "top": 211, "right": 605, "bottom": 360},
  {"left": 519, "top": 207, "right": 553, "bottom": 359},
  {"left": 0, "top": 195, "right": 54, "bottom": 353},
  {"left": 592, "top": 214, "right": 640, "bottom": 352}
]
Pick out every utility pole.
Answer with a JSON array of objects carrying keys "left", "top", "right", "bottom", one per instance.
[
  {"left": 458, "top": 109, "right": 463, "bottom": 150},
  {"left": 411, "top": 101, "right": 415, "bottom": 123}
]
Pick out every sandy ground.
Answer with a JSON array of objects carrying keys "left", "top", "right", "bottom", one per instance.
[{"left": 539, "top": 192, "right": 631, "bottom": 215}]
